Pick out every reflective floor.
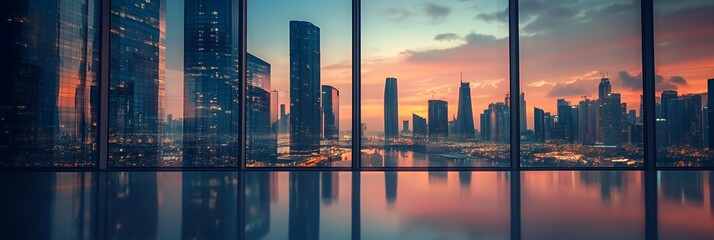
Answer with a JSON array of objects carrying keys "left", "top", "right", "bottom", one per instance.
[{"left": 0, "top": 171, "right": 712, "bottom": 240}]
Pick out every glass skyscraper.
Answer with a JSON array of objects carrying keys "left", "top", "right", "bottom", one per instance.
[
  {"left": 384, "top": 77, "right": 399, "bottom": 139},
  {"left": 183, "top": 0, "right": 241, "bottom": 167},
  {"left": 1, "top": 0, "right": 101, "bottom": 167},
  {"left": 290, "top": 21, "right": 321, "bottom": 155},
  {"left": 247, "top": 53, "right": 276, "bottom": 163},
  {"left": 322, "top": 85, "right": 339, "bottom": 141},
  {"left": 455, "top": 81, "right": 475, "bottom": 138},
  {"left": 109, "top": 0, "right": 166, "bottom": 166},
  {"left": 428, "top": 99, "right": 448, "bottom": 139}
]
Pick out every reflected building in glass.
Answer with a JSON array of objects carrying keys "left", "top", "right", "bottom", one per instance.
[
  {"left": 246, "top": 53, "right": 277, "bottom": 163},
  {"left": 290, "top": 21, "right": 321, "bottom": 155},
  {"left": 322, "top": 85, "right": 339, "bottom": 141},
  {"left": 107, "top": 172, "right": 159, "bottom": 239},
  {"left": 289, "top": 172, "right": 320, "bottom": 239},
  {"left": 181, "top": 172, "right": 238, "bottom": 239},
  {"left": 1, "top": 0, "right": 101, "bottom": 167},
  {"left": 109, "top": 0, "right": 166, "bottom": 166},
  {"left": 183, "top": 0, "right": 241, "bottom": 167}
]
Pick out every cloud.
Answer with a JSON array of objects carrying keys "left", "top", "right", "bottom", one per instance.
[
  {"left": 424, "top": 3, "right": 451, "bottom": 24},
  {"left": 669, "top": 76, "right": 688, "bottom": 85},
  {"left": 617, "top": 71, "right": 688, "bottom": 91},
  {"left": 385, "top": 7, "right": 412, "bottom": 22},
  {"left": 474, "top": 8, "right": 507, "bottom": 23},
  {"left": 434, "top": 33, "right": 462, "bottom": 42},
  {"left": 547, "top": 78, "right": 596, "bottom": 98}
]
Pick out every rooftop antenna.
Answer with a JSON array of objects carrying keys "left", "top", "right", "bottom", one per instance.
[{"left": 460, "top": 71, "right": 463, "bottom": 83}]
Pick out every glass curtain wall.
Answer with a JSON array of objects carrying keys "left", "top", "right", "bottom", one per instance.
[{"left": 0, "top": 0, "right": 101, "bottom": 167}]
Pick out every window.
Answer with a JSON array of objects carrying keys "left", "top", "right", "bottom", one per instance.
[
  {"left": 519, "top": 0, "right": 644, "bottom": 168},
  {"left": 110, "top": 0, "right": 242, "bottom": 167},
  {"left": 361, "top": 0, "right": 510, "bottom": 167},
  {"left": 247, "top": 0, "right": 353, "bottom": 167},
  {"left": 0, "top": 0, "right": 101, "bottom": 167},
  {"left": 654, "top": 0, "right": 714, "bottom": 167}
]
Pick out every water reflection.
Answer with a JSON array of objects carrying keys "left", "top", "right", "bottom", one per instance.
[{"left": 0, "top": 171, "right": 713, "bottom": 239}]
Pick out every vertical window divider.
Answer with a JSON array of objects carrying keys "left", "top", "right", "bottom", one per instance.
[
  {"left": 352, "top": 0, "right": 362, "bottom": 171},
  {"left": 240, "top": 0, "right": 248, "bottom": 170},
  {"left": 509, "top": 0, "right": 520, "bottom": 171},
  {"left": 99, "top": 0, "right": 111, "bottom": 170},
  {"left": 642, "top": 0, "right": 656, "bottom": 171}
]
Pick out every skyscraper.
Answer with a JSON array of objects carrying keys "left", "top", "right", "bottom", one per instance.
[
  {"left": 520, "top": 92, "right": 528, "bottom": 132},
  {"left": 1, "top": 0, "right": 101, "bottom": 166},
  {"left": 668, "top": 94, "right": 702, "bottom": 148},
  {"left": 709, "top": 79, "right": 714, "bottom": 149},
  {"left": 110, "top": 0, "right": 166, "bottom": 166},
  {"left": 556, "top": 99, "right": 573, "bottom": 143},
  {"left": 279, "top": 104, "right": 289, "bottom": 134},
  {"left": 290, "top": 21, "right": 321, "bottom": 155},
  {"left": 246, "top": 53, "right": 276, "bottom": 162},
  {"left": 184, "top": 0, "right": 241, "bottom": 166},
  {"left": 481, "top": 102, "right": 510, "bottom": 143},
  {"left": 412, "top": 114, "right": 427, "bottom": 137},
  {"left": 455, "top": 80, "right": 475, "bottom": 138},
  {"left": 598, "top": 77, "right": 612, "bottom": 101},
  {"left": 578, "top": 99, "right": 598, "bottom": 145},
  {"left": 599, "top": 93, "right": 624, "bottom": 145},
  {"left": 402, "top": 120, "right": 410, "bottom": 135},
  {"left": 534, "top": 107, "right": 545, "bottom": 143},
  {"left": 661, "top": 90, "right": 678, "bottom": 119},
  {"left": 428, "top": 100, "right": 448, "bottom": 139},
  {"left": 384, "top": 77, "right": 399, "bottom": 139},
  {"left": 322, "top": 85, "right": 339, "bottom": 141}
]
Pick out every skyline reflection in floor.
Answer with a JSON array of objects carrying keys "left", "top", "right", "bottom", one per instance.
[{"left": 0, "top": 171, "right": 712, "bottom": 239}]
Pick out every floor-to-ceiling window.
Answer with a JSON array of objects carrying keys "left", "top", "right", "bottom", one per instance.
[{"left": 360, "top": 0, "right": 511, "bottom": 168}]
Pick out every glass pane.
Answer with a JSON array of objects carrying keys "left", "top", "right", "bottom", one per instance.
[
  {"left": 110, "top": 0, "right": 242, "bottom": 167},
  {"left": 361, "top": 172, "right": 511, "bottom": 239},
  {"left": 519, "top": 0, "right": 644, "bottom": 168},
  {"left": 247, "top": 0, "right": 353, "bottom": 167},
  {"left": 361, "top": 0, "right": 510, "bottom": 167},
  {"left": 658, "top": 171, "right": 714, "bottom": 239},
  {"left": 654, "top": 0, "right": 714, "bottom": 167},
  {"left": 1, "top": 0, "right": 100, "bottom": 167},
  {"left": 244, "top": 172, "right": 352, "bottom": 239},
  {"left": 522, "top": 171, "right": 645, "bottom": 239}
]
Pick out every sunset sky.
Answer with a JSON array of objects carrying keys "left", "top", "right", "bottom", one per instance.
[{"left": 162, "top": 0, "right": 714, "bottom": 135}]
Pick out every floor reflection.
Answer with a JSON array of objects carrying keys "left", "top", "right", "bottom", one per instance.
[{"left": 0, "top": 171, "right": 713, "bottom": 239}]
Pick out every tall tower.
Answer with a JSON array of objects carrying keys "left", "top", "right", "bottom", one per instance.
[
  {"left": 110, "top": 0, "right": 166, "bottom": 166},
  {"left": 290, "top": 21, "right": 321, "bottom": 155},
  {"left": 534, "top": 107, "right": 545, "bottom": 143},
  {"left": 455, "top": 75, "right": 475, "bottom": 138},
  {"left": 384, "top": 77, "right": 399, "bottom": 139},
  {"left": 598, "top": 76, "right": 612, "bottom": 101},
  {"left": 704, "top": 78, "right": 714, "bottom": 150},
  {"left": 246, "top": 53, "right": 275, "bottom": 162},
  {"left": 1, "top": 0, "right": 102, "bottom": 166},
  {"left": 428, "top": 99, "right": 448, "bottom": 139},
  {"left": 520, "top": 92, "right": 527, "bottom": 132},
  {"left": 322, "top": 85, "right": 339, "bottom": 141},
  {"left": 184, "top": 0, "right": 241, "bottom": 166}
]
